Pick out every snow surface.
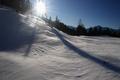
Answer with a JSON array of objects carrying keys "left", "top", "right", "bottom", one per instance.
[{"left": 0, "top": 8, "right": 120, "bottom": 80}]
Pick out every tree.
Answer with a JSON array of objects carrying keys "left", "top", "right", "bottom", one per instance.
[
  {"left": 21, "top": 0, "right": 31, "bottom": 13},
  {"left": 49, "top": 16, "right": 52, "bottom": 22},
  {"left": 76, "top": 19, "right": 86, "bottom": 35},
  {"left": 0, "top": 0, "right": 31, "bottom": 13},
  {"left": 55, "top": 16, "right": 60, "bottom": 23}
]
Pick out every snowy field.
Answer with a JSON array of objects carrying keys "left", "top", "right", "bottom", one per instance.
[{"left": 0, "top": 8, "right": 120, "bottom": 80}]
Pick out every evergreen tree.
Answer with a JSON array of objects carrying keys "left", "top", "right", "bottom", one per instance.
[
  {"left": 49, "top": 16, "right": 52, "bottom": 22},
  {"left": 55, "top": 16, "right": 60, "bottom": 23},
  {"left": 76, "top": 19, "right": 86, "bottom": 35}
]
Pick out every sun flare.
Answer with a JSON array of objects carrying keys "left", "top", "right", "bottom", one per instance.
[{"left": 34, "top": 0, "right": 47, "bottom": 16}]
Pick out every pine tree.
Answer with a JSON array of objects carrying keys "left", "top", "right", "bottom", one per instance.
[
  {"left": 76, "top": 19, "right": 86, "bottom": 35},
  {"left": 55, "top": 16, "right": 60, "bottom": 22}
]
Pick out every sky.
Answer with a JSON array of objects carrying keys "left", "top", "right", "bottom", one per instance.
[{"left": 40, "top": 0, "right": 120, "bottom": 28}]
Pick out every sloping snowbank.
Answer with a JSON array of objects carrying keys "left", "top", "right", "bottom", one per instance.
[{"left": 0, "top": 8, "right": 120, "bottom": 80}]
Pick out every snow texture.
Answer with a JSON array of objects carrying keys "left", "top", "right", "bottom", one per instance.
[{"left": 0, "top": 8, "right": 120, "bottom": 80}]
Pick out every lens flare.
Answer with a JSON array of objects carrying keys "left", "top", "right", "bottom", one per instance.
[{"left": 34, "top": 0, "right": 47, "bottom": 16}]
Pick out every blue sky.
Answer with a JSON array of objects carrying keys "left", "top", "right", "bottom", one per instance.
[{"left": 33, "top": 0, "right": 120, "bottom": 28}]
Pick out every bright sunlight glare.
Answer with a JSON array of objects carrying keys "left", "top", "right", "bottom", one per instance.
[{"left": 34, "top": 0, "right": 47, "bottom": 16}]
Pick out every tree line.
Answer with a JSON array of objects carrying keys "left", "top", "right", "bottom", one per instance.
[
  {"left": 0, "top": 0, "right": 119, "bottom": 37},
  {"left": 43, "top": 16, "right": 120, "bottom": 37},
  {"left": 0, "top": 0, "right": 31, "bottom": 13}
]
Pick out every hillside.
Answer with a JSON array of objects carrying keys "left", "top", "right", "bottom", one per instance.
[{"left": 0, "top": 8, "right": 120, "bottom": 80}]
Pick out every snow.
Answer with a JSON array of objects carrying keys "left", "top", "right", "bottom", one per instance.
[{"left": 0, "top": 8, "right": 120, "bottom": 80}]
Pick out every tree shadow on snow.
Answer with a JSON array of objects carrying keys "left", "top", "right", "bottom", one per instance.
[
  {"left": 51, "top": 28, "right": 120, "bottom": 74},
  {"left": 0, "top": 10, "right": 37, "bottom": 56},
  {"left": 0, "top": 27, "right": 36, "bottom": 51}
]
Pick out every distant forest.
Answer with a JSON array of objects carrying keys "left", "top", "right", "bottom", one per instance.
[{"left": 43, "top": 16, "right": 120, "bottom": 38}]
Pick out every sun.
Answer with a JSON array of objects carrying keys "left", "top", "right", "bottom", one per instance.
[{"left": 34, "top": 0, "right": 47, "bottom": 16}]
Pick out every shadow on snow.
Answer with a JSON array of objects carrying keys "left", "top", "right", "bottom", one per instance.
[
  {"left": 52, "top": 28, "right": 120, "bottom": 74},
  {"left": 0, "top": 10, "right": 37, "bottom": 56}
]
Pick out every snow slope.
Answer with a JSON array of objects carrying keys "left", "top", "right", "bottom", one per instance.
[{"left": 0, "top": 8, "right": 120, "bottom": 80}]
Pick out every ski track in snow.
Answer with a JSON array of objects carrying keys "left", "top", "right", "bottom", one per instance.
[{"left": 0, "top": 8, "right": 120, "bottom": 80}]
